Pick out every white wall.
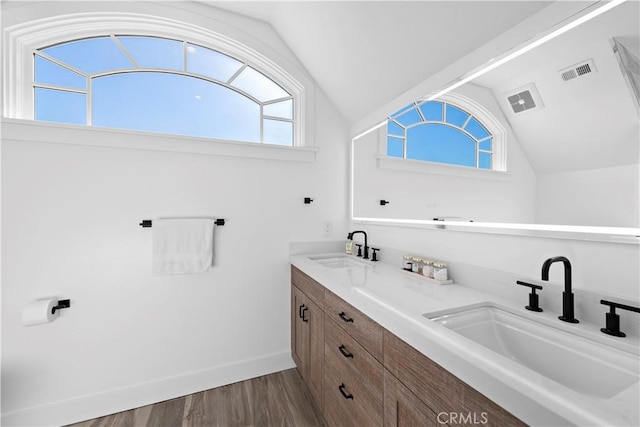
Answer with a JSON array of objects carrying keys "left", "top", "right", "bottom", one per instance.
[
  {"left": 1, "top": 2, "right": 349, "bottom": 426},
  {"left": 536, "top": 164, "right": 640, "bottom": 227}
]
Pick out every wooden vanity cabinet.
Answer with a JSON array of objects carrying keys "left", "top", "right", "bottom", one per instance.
[
  {"left": 291, "top": 267, "right": 324, "bottom": 410},
  {"left": 290, "top": 264, "right": 525, "bottom": 427},
  {"left": 384, "top": 331, "right": 525, "bottom": 427},
  {"left": 384, "top": 370, "right": 444, "bottom": 427}
]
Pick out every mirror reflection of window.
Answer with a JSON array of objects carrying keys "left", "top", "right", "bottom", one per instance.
[{"left": 386, "top": 100, "right": 495, "bottom": 170}]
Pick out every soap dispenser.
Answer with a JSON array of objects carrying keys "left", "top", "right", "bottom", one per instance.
[{"left": 345, "top": 234, "right": 354, "bottom": 255}]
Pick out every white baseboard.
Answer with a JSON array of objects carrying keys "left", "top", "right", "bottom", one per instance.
[{"left": 2, "top": 351, "right": 296, "bottom": 427}]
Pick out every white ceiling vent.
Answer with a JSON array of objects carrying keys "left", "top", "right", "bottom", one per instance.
[
  {"left": 504, "top": 83, "right": 544, "bottom": 114},
  {"left": 559, "top": 59, "right": 597, "bottom": 82}
]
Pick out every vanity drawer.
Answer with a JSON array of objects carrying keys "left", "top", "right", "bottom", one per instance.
[
  {"left": 291, "top": 265, "right": 324, "bottom": 308},
  {"left": 325, "top": 289, "right": 383, "bottom": 361},
  {"left": 324, "top": 339, "right": 383, "bottom": 427},
  {"left": 325, "top": 316, "right": 383, "bottom": 398}
]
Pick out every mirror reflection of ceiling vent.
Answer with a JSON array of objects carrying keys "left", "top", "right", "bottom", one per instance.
[
  {"left": 559, "top": 59, "right": 597, "bottom": 81},
  {"left": 505, "top": 83, "right": 544, "bottom": 114}
]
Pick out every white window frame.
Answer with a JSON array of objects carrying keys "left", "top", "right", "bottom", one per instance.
[
  {"left": 381, "top": 92, "right": 507, "bottom": 171},
  {"left": 33, "top": 35, "right": 295, "bottom": 144},
  {"left": 3, "top": 12, "right": 308, "bottom": 149}
]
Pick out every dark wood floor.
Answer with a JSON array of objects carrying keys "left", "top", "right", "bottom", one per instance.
[{"left": 68, "top": 369, "right": 325, "bottom": 427}]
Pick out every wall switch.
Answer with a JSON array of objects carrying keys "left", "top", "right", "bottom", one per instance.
[{"left": 322, "top": 221, "right": 332, "bottom": 237}]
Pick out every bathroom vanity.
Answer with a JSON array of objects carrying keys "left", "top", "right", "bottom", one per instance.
[{"left": 290, "top": 253, "right": 640, "bottom": 426}]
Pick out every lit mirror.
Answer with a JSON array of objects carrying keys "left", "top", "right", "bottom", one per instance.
[{"left": 353, "top": 1, "right": 639, "bottom": 240}]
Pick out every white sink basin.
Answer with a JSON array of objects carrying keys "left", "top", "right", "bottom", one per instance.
[
  {"left": 308, "top": 254, "right": 369, "bottom": 269},
  {"left": 426, "top": 303, "right": 639, "bottom": 399}
]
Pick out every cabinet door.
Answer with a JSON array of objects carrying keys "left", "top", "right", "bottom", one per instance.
[
  {"left": 292, "top": 285, "right": 324, "bottom": 410},
  {"left": 291, "top": 285, "right": 308, "bottom": 376},
  {"left": 384, "top": 371, "right": 441, "bottom": 427},
  {"left": 384, "top": 331, "right": 525, "bottom": 427},
  {"left": 307, "top": 298, "right": 324, "bottom": 410}
]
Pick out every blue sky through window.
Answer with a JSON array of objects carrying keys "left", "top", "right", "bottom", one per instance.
[
  {"left": 387, "top": 137, "right": 403, "bottom": 157},
  {"left": 394, "top": 108, "right": 422, "bottom": 127},
  {"left": 420, "top": 102, "right": 442, "bottom": 121},
  {"left": 466, "top": 117, "right": 490, "bottom": 140},
  {"left": 263, "top": 99, "right": 293, "bottom": 119},
  {"left": 33, "top": 35, "right": 294, "bottom": 146},
  {"left": 263, "top": 119, "right": 293, "bottom": 146},
  {"left": 387, "top": 120, "right": 404, "bottom": 136},
  {"left": 34, "top": 56, "right": 86, "bottom": 89},
  {"left": 231, "top": 66, "right": 289, "bottom": 102},
  {"left": 479, "top": 152, "right": 492, "bottom": 169},
  {"left": 186, "top": 43, "right": 243, "bottom": 82},
  {"left": 118, "top": 36, "right": 183, "bottom": 70},
  {"left": 35, "top": 87, "right": 86, "bottom": 124},
  {"left": 387, "top": 100, "right": 493, "bottom": 169},
  {"left": 93, "top": 72, "right": 260, "bottom": 141},
  {"left": 445, "top": 104, "right": 469, "bottom": 128},
  {"left": 43, "top": 37, "right": 132, "bottom": 74},
  {"left": 407, "top": 124, "right": 476, "bottom": 167},
  {"left": 479, "top": 138, "right": 492, "bottom": 151}
]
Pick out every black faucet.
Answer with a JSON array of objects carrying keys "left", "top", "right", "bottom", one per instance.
[
  {"left": 541, "top": 256, "right": 579, "bottom": 323},
  {"left": 348, "top": 230, "right": 368, "bottom": 259}
]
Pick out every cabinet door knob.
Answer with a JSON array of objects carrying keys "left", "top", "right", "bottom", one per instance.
[
  {"left": 338, "top": 344, "right": 354, "bottom": 358},
  {"left": 338, "top": 311, "right": 354, "bottom": 323},
  {"left": 338, "top": 383, "right": 354, "bottom": 400}
]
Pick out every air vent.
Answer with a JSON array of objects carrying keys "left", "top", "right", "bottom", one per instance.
[
  {"left": 504, "top": 83, "right": 544, "bottom": 114},
  {"left": 559, "top": 59, "right": 597, "bottom": 82},
  {"left": 508, "top": 90, "right": 536, "bottom": 113}
]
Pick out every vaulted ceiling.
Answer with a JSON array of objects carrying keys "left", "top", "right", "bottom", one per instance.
[
  {"left": 474, "top": 0, "right": 640, "bottom": 173},
  {"left": 205, "top": 1, "right": 639, "bottom": 175},
  {"left": 204, "top": 1, "right": 552, "bottom": 125}
]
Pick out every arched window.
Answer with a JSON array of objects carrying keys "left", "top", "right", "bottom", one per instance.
[
  {"left": 33, "top": 35, "right": 294, "bottom": 146},
  {"left": 386, "top": 93, "right": 505, "bottom": 170}
]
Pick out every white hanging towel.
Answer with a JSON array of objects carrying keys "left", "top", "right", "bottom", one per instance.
[{"left": 152, "top": 218, "right": 215, "bottom": 275}]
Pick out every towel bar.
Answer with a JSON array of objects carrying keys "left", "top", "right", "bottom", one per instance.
[{"left": 140, "top": 219, "right": 225, "bottom": 227}]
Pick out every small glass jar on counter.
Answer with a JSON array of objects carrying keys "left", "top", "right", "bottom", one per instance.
[
  {"left": 403, "top": 255, "right": 413, "bottom": 271},
  {"left": 422, "top": 259, "right": 434, "bottom": 278},
  {"left": 413, "top": 257, "right": 423, "bottom": 274},
  {"left": 433, "top": 262, "right": 448, "bottom": 281}
]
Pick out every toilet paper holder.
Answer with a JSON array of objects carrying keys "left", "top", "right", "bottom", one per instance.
[{"left": 52, "top": 299, "right": 71, "bottom": 314}]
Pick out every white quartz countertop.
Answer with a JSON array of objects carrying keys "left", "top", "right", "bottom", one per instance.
[{"left": 290, "top": 252, "right": 640, "bottom": 427}]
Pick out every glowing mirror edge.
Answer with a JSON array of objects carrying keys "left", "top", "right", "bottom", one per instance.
[{"left": 350, "top": 0, "right": 640, "bottom": 243}]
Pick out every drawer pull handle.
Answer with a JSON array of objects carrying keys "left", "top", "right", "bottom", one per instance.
[
  {"left": 299, "top": 304, "right": 305, "bottom": 318},
  {"left": 338, "top": 311, "right": 354, "bottom": 323},
  {"left": 301, "top": 306, "right": 308, "bottom": 323},
  {"left": 338, "top": 383, "right": 353, "bottom": 400},
  {"left": 338, "top": 344, "right": 354, "bottom": 358}
]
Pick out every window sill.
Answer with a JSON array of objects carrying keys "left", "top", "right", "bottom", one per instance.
[
  {"left": 376, "top": 155, "right": 510, "bottom": 180},
  {"left": 1, "top": 119, "right": 318, "bottom": 162}
]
